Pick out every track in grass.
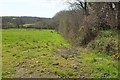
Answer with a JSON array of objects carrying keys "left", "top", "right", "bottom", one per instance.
[
  {"left": 2, "top": 29, "right": 72, "bottom": 78},
  {"left": 2, "top": 29, "right": 118, "bottom": 78}
]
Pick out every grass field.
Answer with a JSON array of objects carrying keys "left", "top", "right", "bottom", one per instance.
[{"left": 2, "top": 29, "right": 118, "bottom": 78}]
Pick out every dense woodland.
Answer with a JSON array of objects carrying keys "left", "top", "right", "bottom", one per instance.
[{"left": 2, "top": 2, "right": 120, "bottom": 59}]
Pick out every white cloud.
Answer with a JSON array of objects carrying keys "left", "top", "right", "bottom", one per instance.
[
  {"left": 0, "top": 0, "right": 68, "bottom": 7},
  {"left": 29, "top": 0, "right": 68, "bottom": 8},
  {"left": 0, "top": 0, "right": 69, "bottom": 17}
]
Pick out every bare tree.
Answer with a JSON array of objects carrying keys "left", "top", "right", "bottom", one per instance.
[{"left": 68, "top": 0, "right": 89, "bottom": 15}]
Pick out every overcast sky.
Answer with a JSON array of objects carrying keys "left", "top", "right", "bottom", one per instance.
[{"left": 0, "top": 0, "right": 71, "bottom": 18}]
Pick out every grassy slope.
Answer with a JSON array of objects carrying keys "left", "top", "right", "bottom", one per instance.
[
  {"left": 2, "top": 29, "right": 118, "bottom": 78},
  {"left": 87, "top": 29, "right": 119, "bottom": 59}
]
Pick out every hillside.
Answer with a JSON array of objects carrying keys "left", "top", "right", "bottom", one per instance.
[{"left": 2, "top": 16, "right": 53, "bottom": 29}]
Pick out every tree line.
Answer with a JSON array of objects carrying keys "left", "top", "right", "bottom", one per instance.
[
  {"left": 53, "top": 2, "right": 119, "bottom": 45},
  {"left": 2, "top": 16, "right": 55, "bottom": 29}
]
